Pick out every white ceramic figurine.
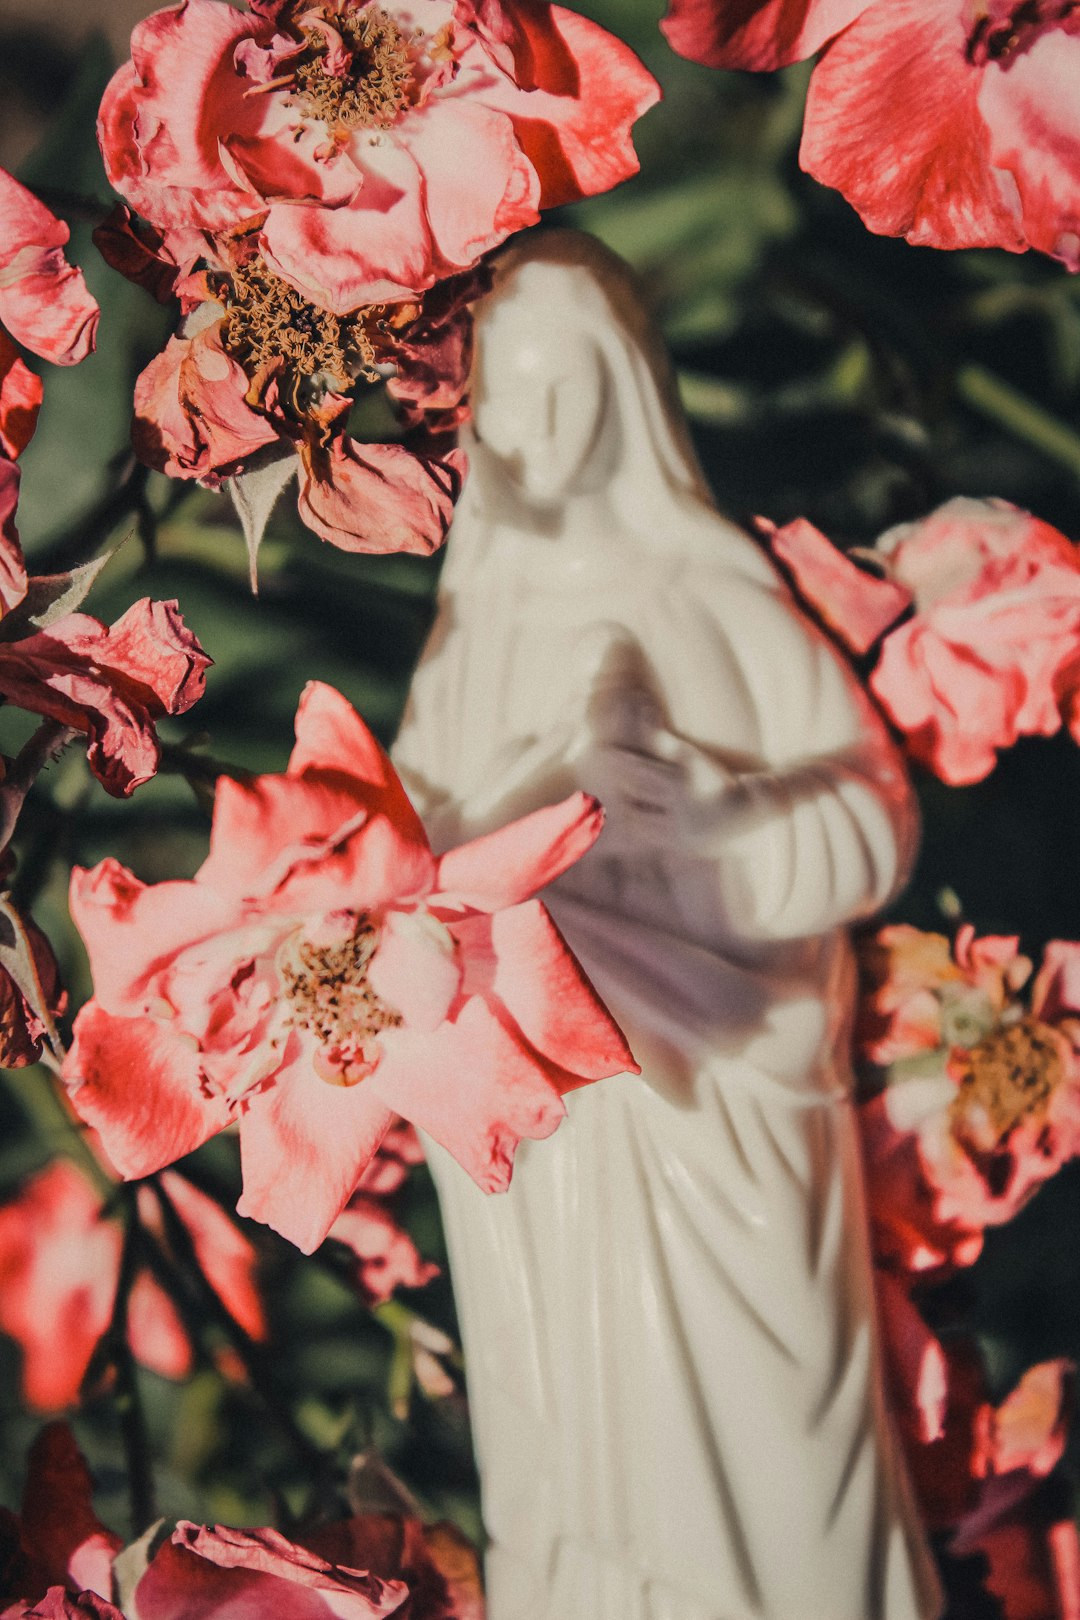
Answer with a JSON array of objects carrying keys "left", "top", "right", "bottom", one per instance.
[{"left": 393, "top": 231, "right": 942, "bottom": 1620}]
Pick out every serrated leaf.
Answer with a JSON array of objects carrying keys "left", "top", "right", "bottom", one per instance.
[
  {"left": 0, "top": 551, "right": 114, "bottom": 640},
  {"left": 226, "top": 450, "right": 297, "bottom": 594}
]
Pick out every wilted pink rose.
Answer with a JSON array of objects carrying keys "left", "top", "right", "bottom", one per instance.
[
  {"left": 857, "top": 927, "right": 1080, "bottom": 1278},
  {"left": 64, "top": 682, "right": 637, "bottom": 1253},
  {"left": 119, "top": 232, "right": 475, "bottom": 556},
  {"left": 0, "top": 170, "right": 98, "bottom": 366},
  {"left": 763, "top": 500, "right": 1080, "bottom": 785},
  {"left": 135, "top": 1523, "right": 409, "bottom": 1619},
  {"left": 0, "top": 597, "right": 212, "bottom": 798},
  {"left": 329, "top": 1122, "right": 438, "bottom": 1304},
  {"left": 661, "top": 0, "right": 1080, "bottom": 267},
  {"left": 0, "top": 1425, "right": 121, "bottom": 1610},
  {"left": 0, "top": 1158, "right": 265, "bottom": 1410},
  {"left": 99, "top": 0, "right": 658, "bottom": 310}
]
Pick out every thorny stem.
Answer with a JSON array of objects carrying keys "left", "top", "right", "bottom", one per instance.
[{"left": 109, "top": 1192, "right": 159, "bottom": 1538}]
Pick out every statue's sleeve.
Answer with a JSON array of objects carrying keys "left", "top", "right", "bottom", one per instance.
[{"left": 680, "top": 571, "right": 919, "bottom": 943}]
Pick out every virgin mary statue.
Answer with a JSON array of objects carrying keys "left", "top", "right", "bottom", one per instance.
[{"left": 392, "top": 231, "right": 942, "bottom": 1620}]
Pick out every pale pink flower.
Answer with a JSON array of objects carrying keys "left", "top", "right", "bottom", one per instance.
[
  {"left": 763, "top": 500, "right": 1080, "bottom": 785},
  {"left": 857, "top": 928, "right": 1080, "bottom": 1278},
  {"left": 99, "top": 0, "right": 659, "bottom": 309},
  {"left": 64, "top": 682, "right": 637, "bottom": 1253}
]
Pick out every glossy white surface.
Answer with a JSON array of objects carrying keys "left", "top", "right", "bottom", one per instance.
[{"left": 393, "top": 232, "right": 942, "bottom": 1620}]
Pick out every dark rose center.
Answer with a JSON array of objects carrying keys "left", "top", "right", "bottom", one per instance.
[
  {"left": 293, "top": 4, "right": 417, "bottom": 132},
  {"left": 949, "top": 1015, "right": 1065, "bottom": 1143},
  {"left": 280, "top": 918, "right": 402, "bottom": 1084},
  {"left": 966, "top": 0, "right": 1077, "bottom": 64},
  {"left": 217, "top": 255, "right": 385, "bottom": 412}
]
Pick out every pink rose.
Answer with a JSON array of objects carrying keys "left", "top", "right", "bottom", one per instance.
[
  {"left": 64, "top": 682, "right": 637, "bottom": 1253},
  {"left": 763, "top": 500, "right": 1080, "bottom": 785},
  {"left": 99, "top": 0, "right": 658, "bottom": 309},
  {"left": 857, "top": 927, "right": 1080, "bottom": 1279},
  {"left": 661, "top": 0, "right": 1080, "bottom": 266},
  {"left": 120, "top": 235, "right": 476, "bottom": 556}
]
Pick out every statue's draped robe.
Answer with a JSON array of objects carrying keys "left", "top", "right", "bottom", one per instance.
[{"left": 394, "top": 510, "right": 941, "bottom": 1620}]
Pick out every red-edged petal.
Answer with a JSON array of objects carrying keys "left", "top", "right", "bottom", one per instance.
[
  {"left": 328, "top": 1193, "right": 438, "bottom": 1305},
  {"left": 1031, "top": 940, "right": 1080, "bottom": 1023},
  {"left": 396, "top": 100, "right": 539, "bottom": 267},
  {"left": 288, "top": 681, "right": 429, "bottom": 846},
  {"left": 978, "top": 26, "right": 1080, "bottom": 269},
  {"left": 661, "top": 0, "right": 872, "bottom": 69},
  {"left": 486, "top": 899, "right": 636, "bottom": 1081},
  {"left": 69, "top": 858, "right": 239, "bottom": 1016},
  {"left": 125, "top": 1267, "right": 193, "bottom": 1382},
  {"left": 435, "top": 791, "right": 603, "bottom": 911},
  {"left": 0, "top": 168, "right": 99, "bottom": 364},
  {"left": 760, "top": 516, "right": 911, "bottom": 654},
  {"left": 0, "top": 333, "right": 42, "bottom": 460},
  {"left": 237, "top": 1042, "right": 395, "bottom": 1253},
  {"left": 370, "top": 994, "right": 566, "bottom": 1192},
  {"left": 801, "top": 0, "right": 1026, "bottom": 253},
  {"left": 198, "top": 776, "right": 434, "bottom": 914},
  {"left": 132, "top": 327, "right": 279, "bottom": 484},
  {"left": 159, "top": 1171, "right": 266, "bottom": 1343},
  {"left": 258, "top": 147, "right": 436, "bottom": 310},
  {"left": 471, "top": 4, "right": 659, "bottom": 208},
  {"left": 196, "top": 772, "right": 368, "bottom": 900},
  {"left": 84, "top": 597, "right": 212, "bottom": 716},
  {"left": 97, "top": 2, "right": 263, "bottom": 232},
  {"left": 296, "top": 438, "right": 465, "bottom": 555},
  {"left": 63, "top": 1003, "right": 233, "bottom": 1180}
]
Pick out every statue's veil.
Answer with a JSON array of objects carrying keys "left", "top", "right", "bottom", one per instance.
[{"left": 440, "top": 228, "right": 777, "bottom": 588}]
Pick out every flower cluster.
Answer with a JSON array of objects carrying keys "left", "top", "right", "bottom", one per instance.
[
  {"left": 96, "top": 0, "right": 659, "bottom": 557},
  {"left": 762, "top": 498, "right": 1080, "bottom": 784},
  {"left": 854, "top": 922, "right": 1080, "bottom": 1616},
  {"left": 63, "top": 682, "right": 637, "bottom": 1253},
  {"left": 661, "top": 0, "right": 1080, "bottom": 265}
]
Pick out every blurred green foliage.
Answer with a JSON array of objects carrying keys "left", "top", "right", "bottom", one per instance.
[{"left": 1, "top": 0, "right": 1079, "bottom": 1563}]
